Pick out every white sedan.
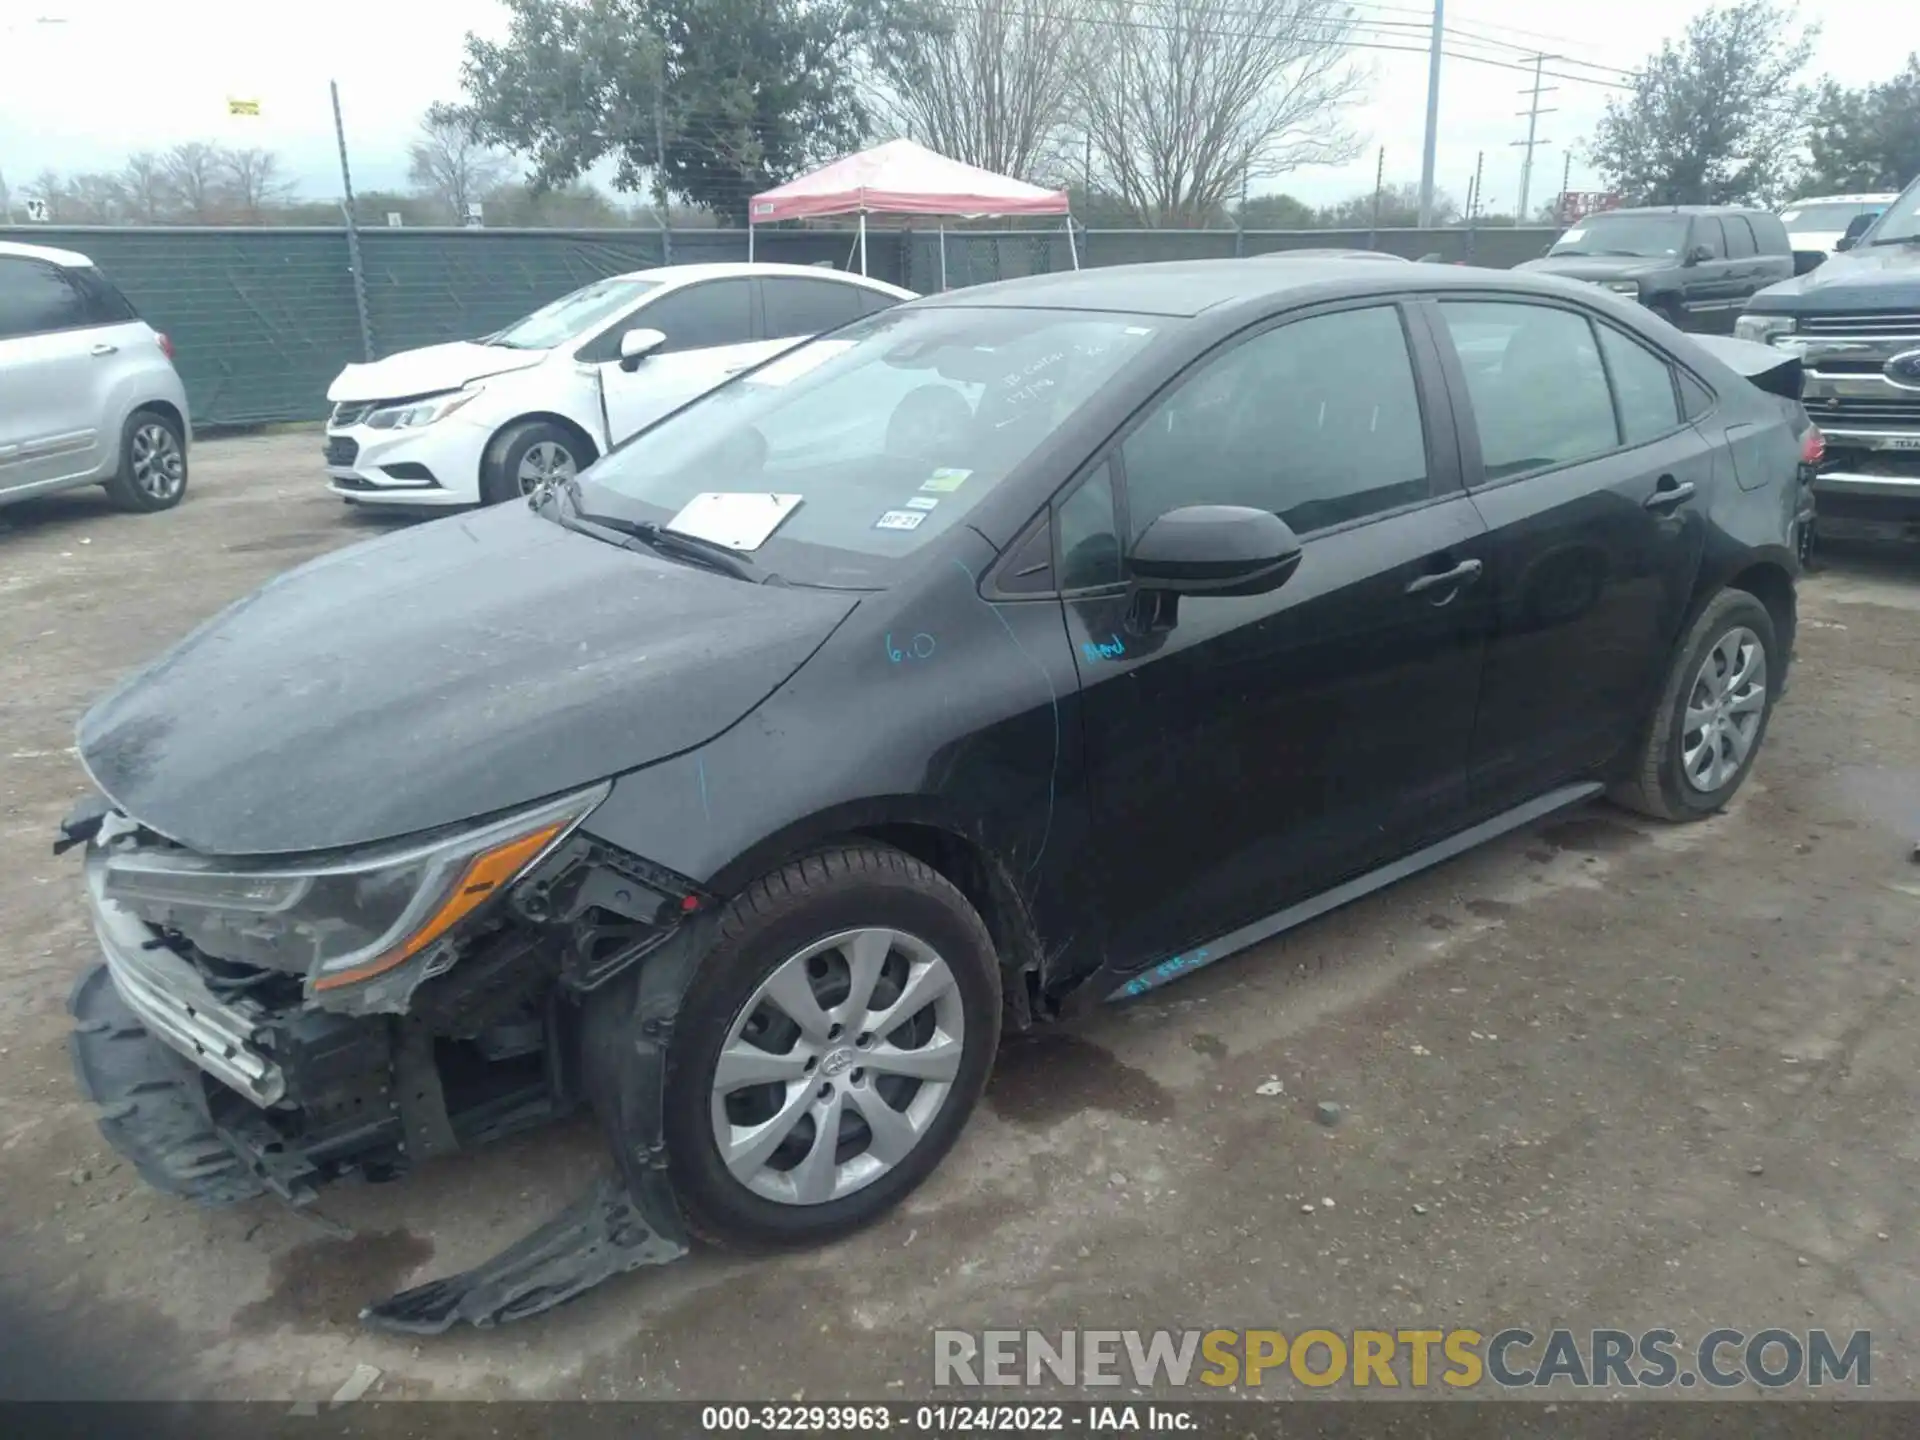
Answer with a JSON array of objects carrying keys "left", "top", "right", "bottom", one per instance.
[{"left": 323, "top": 263, "right": 913, "bottom": 507}]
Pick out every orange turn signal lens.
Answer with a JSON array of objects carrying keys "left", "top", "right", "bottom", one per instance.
[{"left": 311, "top": 820, "right": 566, "bottom": 992}]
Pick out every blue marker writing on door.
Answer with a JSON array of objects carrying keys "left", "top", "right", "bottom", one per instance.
[
  {"left": 1081, "top": 633, "right": 1126, "bottom": 662},
  {"left": 885, "top": 632, "right": 937, "bottom": 663}
]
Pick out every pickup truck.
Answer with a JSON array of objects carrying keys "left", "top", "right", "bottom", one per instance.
[{"left": 1737, "top": 174, "right": 1920, "bottom": 546}]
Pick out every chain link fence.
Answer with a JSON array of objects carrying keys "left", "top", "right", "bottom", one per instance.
[{"left": 2, "top": 224, "right": 1556, "bottom": 428}]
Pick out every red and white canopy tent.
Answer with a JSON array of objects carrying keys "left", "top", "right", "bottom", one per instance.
[{"left": 747, "top": 139, "right": 1077, "bottom": 287}]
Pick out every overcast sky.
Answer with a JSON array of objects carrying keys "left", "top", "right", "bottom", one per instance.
[{"left": 0, "top": 0, "right": 1902, "bottom": 216}]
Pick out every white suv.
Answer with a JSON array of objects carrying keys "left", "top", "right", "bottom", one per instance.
[
  {"left": 324, "top": 262, "right": 913, "bottom": 508},
  {"left": 0, "top": 241, "right": 191, "bottom": 513}
]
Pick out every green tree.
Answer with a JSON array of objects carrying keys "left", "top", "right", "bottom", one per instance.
[
  {"left": 1803, "top": 55, "right": 1920, "bottom": 194},
  {"left": 1236, "top": 192, "right": 1316, "bottom": 229},
  {"left": 1588, "top": 1, "right": 1815, "bottom": 207},
  {"left": 443, "top": 0, "right": 899, "bottom": 224}
]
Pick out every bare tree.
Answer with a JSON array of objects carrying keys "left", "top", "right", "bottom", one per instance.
[
  {"left": 409, "top": 108, "right": 513, "bottom": 224},
  {"left": 121, "top": 152, "right": 175, "bottom": 223},
  {"left": 1073, "top": 0, "right": 1368, "bottom": 227},
  {"left": 872, "top": 0, "right": 1084, "bottom": 180},
  {"left": 23, "top": 169, "right": 69, "bottom": 221},
  {"left": 165, "top": 142, "right": 229, "bottom": 220},
  {"left": 222, "top": 147, "right": 294, "bottom": 222},
  {"left": 65, "top": 172, "right": 131, "bottom": 223}
]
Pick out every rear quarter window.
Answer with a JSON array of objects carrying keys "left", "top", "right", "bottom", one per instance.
[
  {"left": 65, "top": 266, "right": 139, "bottom": 325},
  {"left": 1748, "top": 213, "right": 1792, "bottom": 254}
]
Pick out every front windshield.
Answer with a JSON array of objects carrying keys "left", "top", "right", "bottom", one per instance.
[
  {"left": 574, "top": 305, "right": 1166, "bottom": 588},
  {"left": 1862, "top": 181, "right": 1920, "bottom": 244},
  {"left": 489, "top": 276, "right": 659, "bottom": 349},
  {"left": 1549, "top": 214, "right": 1689, "bottom": 258},
  {"left": 1780, "top": 201, "right": 1883, "bottom": 233}
]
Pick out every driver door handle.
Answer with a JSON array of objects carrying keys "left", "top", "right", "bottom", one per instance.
[
  {"left": 1644, "top": 476, "right": 1696, "bottom": 511},
  {"left": 89, "top": 342, "right": 118, "bottom": 357},
  {"left": 1405, "top": 558, "right": 1483, "bottom": 596}
]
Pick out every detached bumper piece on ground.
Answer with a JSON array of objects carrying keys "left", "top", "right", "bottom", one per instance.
[{"left": 61, "top": 797, "right": 707, "bottom": 1330}]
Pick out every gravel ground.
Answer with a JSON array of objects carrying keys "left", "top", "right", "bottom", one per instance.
[{"left": 2, "top": 433, "right": 1917, "bottom": 1405}]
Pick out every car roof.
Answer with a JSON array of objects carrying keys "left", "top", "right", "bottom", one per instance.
[
  {"left": 1592, "top": 205, "right": 1767, "bottom": 217},
  {"left": 1255, "top": 247, "right": 1411, "bottom": 261},
  {"left": 1782, "top": 193, "right": 1900, "bottom": 207},
  {"left": 604, "top": 261, "right": 912, "bottom": 296},
  {"left": 916, "top": 256, "right": 1588, "bottom": 319},
  {"left": 0, "top": 239, "right": 94, "bottom": 267}
]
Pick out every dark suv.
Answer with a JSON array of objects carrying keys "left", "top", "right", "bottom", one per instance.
[{"left": 1518, "top": 206, "right": 1796, "bottom": 333}]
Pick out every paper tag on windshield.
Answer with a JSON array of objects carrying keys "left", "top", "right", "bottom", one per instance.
[
  {"left": 1561, "top": 227, "right": 1586, "bottom": 242},
  {"left": 746, "top": 339, "right": 856, "bottom": 387},
  {"left": 874, "top": 509, "right": 925, "bottom": 531},
  {"left": 920, "top": 468, "right": 971, "bottom": 493},
  {"left": 666, "top": 492, "right": 803, "bottom": 551}
]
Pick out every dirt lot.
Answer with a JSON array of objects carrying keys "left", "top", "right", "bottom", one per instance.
[{"left": 2, "top": 433, "right": 1918, "bottom": 1404}]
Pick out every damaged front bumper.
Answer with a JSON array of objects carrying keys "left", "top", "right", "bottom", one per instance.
[{"left": 60, "top": 795, "right": 710, "bottom": 1329}]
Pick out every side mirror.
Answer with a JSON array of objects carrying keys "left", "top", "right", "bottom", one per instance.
[
  {"left": 1836, "top": 214, "right": 1877, "bottom": 252},
  {"left": 617, "top": 327, "right": 667, "bottom": 372},
  {"left": 1792, "top": 249, "right": 1826, "bottom": 276},
  {"left": 1129, "top": 505, "right": 1302, "bottom": 596},
  {"left": 1684, "top": 244, "right": 1715, "bottom": 266}
]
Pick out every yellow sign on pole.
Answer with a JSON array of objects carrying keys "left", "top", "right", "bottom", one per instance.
[{"left": 228, "top": 98, "right": 261, "bottom": 117}]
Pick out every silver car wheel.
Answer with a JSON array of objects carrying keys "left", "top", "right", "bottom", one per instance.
[
  {"left": 1681, "top": 625, "right": 1767, "bottom": 793},
  {"left": 130, "top": 422, "right": 185, "bottom": 500},
  {"left": 516, "top": 440, "right": 576, "bottom": 495},
  {"left": 710, "top": 927, "right": 965, "bottom": 1207}
]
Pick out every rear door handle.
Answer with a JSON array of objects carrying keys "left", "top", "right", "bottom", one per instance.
[
  {"left": 1644, "top": 476, "right": 1696, "bottom": 511},
  {"left": 89, "top": 343, "right": 118, "bottom": 357},
  {"left": 1405, "top": 558, "right": 1483, "bottom": 597}
]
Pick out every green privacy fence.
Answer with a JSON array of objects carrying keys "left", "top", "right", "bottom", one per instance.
[{"left": 2, "top": 224, "right": 1556, "bottom": 428}]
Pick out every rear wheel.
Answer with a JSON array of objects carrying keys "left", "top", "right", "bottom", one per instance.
[
  {"left": 661, "top": 845, "right": 1001, "bottom": 1250},
  {"left": 1649, "top": 297, "right": 1686, "bottom": 331},
  {"left": 479, "top": 419, "right": 593, "bottom": 506},
  {"left": 1609, "top": 588, "right": 1778, "bottom": 821},
  {"left": 104, "top": 409, "right": 188, "bottom": 512}
]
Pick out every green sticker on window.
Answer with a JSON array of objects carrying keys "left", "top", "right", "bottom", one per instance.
[{"left": 920, "top": 468, "right": 971, "bottom": 493}]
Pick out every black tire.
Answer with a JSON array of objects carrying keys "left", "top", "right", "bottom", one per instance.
[
  {"left": 661, "top": 844, "right": 1002, "bottom": 1251},
  {"left": 1609, "top": 588, "right": 1779, "bottom": 822},
  {"left": 103, "top": 408, "right": 188, "bottom": 513},
  {"left": 479, "top": 419, "right": 594, "bottom": 506},
  {"left": 1649, "top": 297, "right": 1686, "bottom": 332}
]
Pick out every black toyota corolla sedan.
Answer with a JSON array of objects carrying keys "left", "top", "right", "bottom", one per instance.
[{"left": 62, "top": 259, "right": 1803, "bottom": 1330}]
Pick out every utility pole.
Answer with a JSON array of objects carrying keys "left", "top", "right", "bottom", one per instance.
[
  {"left": 331, "top": 81, "right": 375, "bottom": 363},
  {"left": 1368, "top": 146, "right": 1385, "bottom": 251},
  {"left": 1558, "top": 152, "right": 1574, "bottom": 221},
  {"left": 1511, "top": 54, "right": 1558, "bottom": 225},
  {"left": 653, "top": 41, "right": 673, "bottom": 265},
  {"left": 1418, "top": 0, "right": 1444, "bottom": 229}
]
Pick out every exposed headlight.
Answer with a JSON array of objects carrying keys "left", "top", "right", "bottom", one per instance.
[
  {"left": 100, "top": 786, "right": 604, "bottom": 997},
  {"left": 1735, "top": 314, "right": 1797, "bottom": 346},
  {"left": 364, "top": 386, "right": 484, "bottom": 430},
  {"left": 1600, "top": 279, "right": 1641, "bottom": 295}
]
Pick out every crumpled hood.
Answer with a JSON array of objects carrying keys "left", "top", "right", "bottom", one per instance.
[
  {"left": 1514, "top": 254, "right": 1668, "bottom": 282},
  {"left": 1748, "top": 243, "right": 1920, "bottom": 312},
  {"left": 76, "top": 505, "right": 857, "bottom": 857},
  {"left": 326, "top": 341, "right": 548, "bottom": 405}
]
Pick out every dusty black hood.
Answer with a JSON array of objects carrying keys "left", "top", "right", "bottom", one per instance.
[
  {"left": 77, "top": 504, "right": 857, "bottom": 856},
  {"left": 1515, "top": 254, "right": 1667, "bottom": 281},
  {"left": 1747, "top": 242, "right": 1920, "bottom": 313}
]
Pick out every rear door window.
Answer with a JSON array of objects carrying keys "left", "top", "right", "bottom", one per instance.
[
  {"left": 1596, "top": 324, "right": 1681, "bottom": 444},
  {"left": 0, "top": 257, "right": 88, "bottom": 338},
  {"left": 762, "top": 278, "right": 895, "bottom": 339},
  {"left": 1748, "top": 212, "right": 1792, "bottom": 255},
  {"left": 1723, "top": 217, "right": 1757, "bottom": 260},
  {"left": 1438, "top": 300, "right": 1620, "bottom": 480},
  {"left": 1691, "top": 217, "right": 1727, "bottom": 259}
]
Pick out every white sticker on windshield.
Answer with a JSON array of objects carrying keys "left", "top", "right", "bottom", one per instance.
[
  {"left": 905, "top": 496, "right": 939, "bottom": 510},
  {"left": 745, "top": 339, "right": 857, "bottom": 387},
  {"left": 1780, "top": 209, "right": 1801, "bottom": 222},
  {"left": 666, "top": 492, "right": 803, "bottom": 551},
  {"left": 1125, "top": 326, "right": 1155, "bottom": 335},
  {"left": 874, "top": 509, "right": 925, "bottom": 531},
  {"left": 920, "top": 467, "right": 971, "bottom": 493},
  {"left": 1561, "top": 227, "right": 1586, "bottom": 242}
]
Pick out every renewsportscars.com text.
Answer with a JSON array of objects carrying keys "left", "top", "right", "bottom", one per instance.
[{"left": 933, "top": 1328, "right": 1872, "bottom": 1390}]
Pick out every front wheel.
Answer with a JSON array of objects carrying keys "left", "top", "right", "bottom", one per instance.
[
  {"left": 479, "top": 419, "right": 593, "bottom": 506},
  {"left": 104, "top": 409, "right": 188, "bottom": 512},
  {"left": 661, "top": 845, "right": 1002, "bottom": 1251},
  {"left": 1610, "top": 588, "right": 1778, "bottom": 821}
]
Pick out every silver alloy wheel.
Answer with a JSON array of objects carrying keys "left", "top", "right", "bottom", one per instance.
[
  {"left": 130, "top": 422, "right": 185, "bottom": 501},
  {"left": 710, "top": 927, "right": 965, "bottom": 1206},
  {"left": 516, "top": 440, "right": 577, "bottom": 495},
  {"left": 1681, "top": 625, "right": 1767, "bottom": 793}
]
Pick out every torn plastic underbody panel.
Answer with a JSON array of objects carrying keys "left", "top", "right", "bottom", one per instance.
[{"left": 64, "top": 799, "right": 711, "bottom": 1331}]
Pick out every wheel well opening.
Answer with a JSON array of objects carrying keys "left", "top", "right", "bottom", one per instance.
[
  {"left": 1727, "top": 562, "right": 1796, "bottom": 684},
  {"left": 136, "top": 400, "right": 186, "bottom": 437},
  {"left": 486, "top": 413, "right": 601, "bottom": 471},
  {"left": 855, "top": 823, "right": 1042, "bottom": 1028}
]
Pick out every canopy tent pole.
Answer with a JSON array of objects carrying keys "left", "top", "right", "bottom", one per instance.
[
  {"left": 1065, "top": 216, "right": 1080, "bottom": 271},
  {"left": 858, "top": 212, "right": 869, "bottom": 276},
  {"left": 938, "top": 224, "right": 948, "bottom": 291},
  {"left": 747, "top": 221, "right": 754, "bottom": 262}
]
